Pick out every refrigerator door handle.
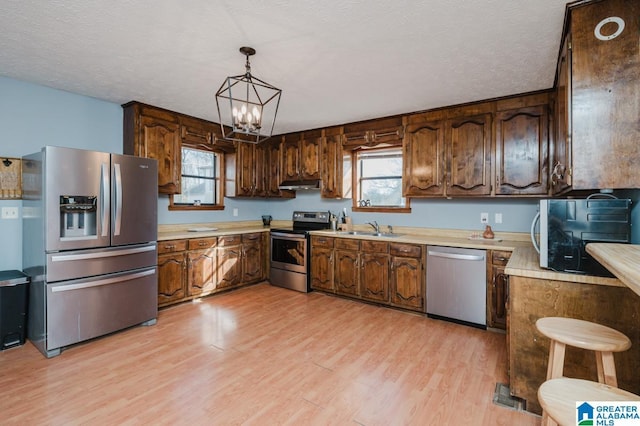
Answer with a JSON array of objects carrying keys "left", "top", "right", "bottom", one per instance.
[
  {"left": 101, "top": 162, "right": 109, "bottom": 237},
  {"left": 50, "top": 269, "right": 155, "bottom": 293},
  {"left": 50, "top": 245, "right": 156, "bottom": 262},
  {"left": 114, "top": 162, "right": 123, "bottom": 236}
]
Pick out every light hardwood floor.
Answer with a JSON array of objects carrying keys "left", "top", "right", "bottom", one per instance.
[{"left": 0, "top": 283, "right": 540, "bottom": 425}]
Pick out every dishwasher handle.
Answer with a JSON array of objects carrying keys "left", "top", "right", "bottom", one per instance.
[{"left": 427, "top": 250, "right": 485, "bottom": 261}]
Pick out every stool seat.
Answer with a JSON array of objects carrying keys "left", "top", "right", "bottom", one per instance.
[
  {"left": 536, "top": 317, "right": 631, "bottom": 352},
  {"left": 539, "top": 378, "right": 640, "bottom": 426}
]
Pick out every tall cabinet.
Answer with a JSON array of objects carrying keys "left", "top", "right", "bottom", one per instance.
[{"left": 553, "top": 0, "right": 639, "bottom": 190}]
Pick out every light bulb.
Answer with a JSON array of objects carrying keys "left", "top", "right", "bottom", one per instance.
[
  {"left": 247, "top": 112, "right": 253, "bottom": 124},
  {"left": 232, "top": 107, "right": 238, "bottom": 117},
  {"left": 241, "top": 104, "right": 247, "bottom": 115}
]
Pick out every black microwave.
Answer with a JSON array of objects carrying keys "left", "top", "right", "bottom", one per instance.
[{"left": 531, "top": 198, "right": 631, "bottom": 277}]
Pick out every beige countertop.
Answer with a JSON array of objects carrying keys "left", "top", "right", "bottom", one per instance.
[
  {"left": 308, "top": 227, "right": 532, "bottom": 251},
  {"left": 158, "top": 220, "right": 274, "bottom": 241},
  {"left": 505, "top": 246, "right": 624, "bottom": 288},
  {"left": 587, "top": 243, "right": 640, "bottom": 297}
]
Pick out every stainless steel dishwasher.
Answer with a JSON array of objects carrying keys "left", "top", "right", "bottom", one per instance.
[{"left": 426, "top": 246, "right": 487, "bottom": 328}]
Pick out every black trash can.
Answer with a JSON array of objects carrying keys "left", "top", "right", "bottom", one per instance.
[{"left": 0, "top": 270, "right": 29, "bottom": 350}]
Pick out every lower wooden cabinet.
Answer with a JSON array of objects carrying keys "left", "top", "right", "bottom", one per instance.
[
  {"left": 310, "top": 237, "right": 425, "bottom": 313},
  {"left": 187, "top": 238, "right": 217, "bottom": 297},
  {"left": 334, "top": 239, "right": 360, "bottom": 296},
  {"left": 158, "top": 240, "right": 188, "bottom": 307},
  {"left": 359, "top": 241, "right": 390, "bottom": 303},
  {"left": 310, "top": 236, "right": 335, "bottom": 292},
  {"left": 242, "top": 233, "right": 267, "bottom": 284},
  {"left": 487, "top": 250, "right": 511, "bottom": 329},
  {"left": 157, "top": 232, "right": 267, "bottom": 308},
  {"left": 389, "top": 243, "right": 424, "bottom": 311}
]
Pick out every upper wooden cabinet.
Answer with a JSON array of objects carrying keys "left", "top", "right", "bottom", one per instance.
[
  {"left": 403, "top": 120, "right": 445, "bottom": 197},
  {"left": 557, "top": 0, "right": 639, "bottom": 190},
  {"left": 320, "top": 127, "right": 345, "bottom": 199},
  {"left": 123, "top": 101, "right": 232, "bottom": 195},
  {"left": 281, "top": 130, "right": 321, "bottom": 183},
  {"left": 552, "top": 35, "right": 572, "bottom": 194},
  {"left": 343, "top": 116, "right": 403, "bottom": 149},
  {"left": 123, "top": 103, "right": 182, "bottom": 194},
  {"left": 446, "top": 113, "right": 492, "bottom": 196},
  {"left": 495, "top": 105, "right": 549, "bottom": 196}
]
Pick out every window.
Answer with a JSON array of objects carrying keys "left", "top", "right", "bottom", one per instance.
[
  {"left": 353, "top": 147, "right": 409, "bottom": 212},
  {"left": 170, "top": 147, "right": 223, "bottom": 210}
]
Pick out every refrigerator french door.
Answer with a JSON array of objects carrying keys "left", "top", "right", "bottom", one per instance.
[{"left": 23, "top": 146, "right": 159, "bottom": 358}]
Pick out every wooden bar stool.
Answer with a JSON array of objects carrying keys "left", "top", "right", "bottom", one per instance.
[
  {"left": 536, "top": 317, "right": 631, "bottom": 387},
  {"left": 538, "top": 378, "right": 640, "bottom": 426}
]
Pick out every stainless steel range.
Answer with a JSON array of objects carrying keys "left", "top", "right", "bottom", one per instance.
[{"left": 269, "top": 211, "right": 331, "bottom": 292}]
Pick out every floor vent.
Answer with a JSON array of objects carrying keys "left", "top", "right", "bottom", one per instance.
[{"left": 493, "top": 383, "right": 526, "bottom": 411}]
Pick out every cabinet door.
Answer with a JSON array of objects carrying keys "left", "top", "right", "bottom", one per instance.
[
  {"left": 495, "top": 105, "right": 549, "bottom": 195},
  {"left": 187, "top": 249, "right": 217, "bottom": 296},
  {"left": 310, "top": 247, "right": 334, "bottom": 292},
  {"left": 281, "top": 136, "right": 301, "bottom": 182},
  {"left": 253, "top": 143, "right": 268, "bottom": 197},
  {"left": 320, "top": 134, "right": 343, "bottom": 198},
  {"left": 360, "top": 253, "right": 389, "bottom": 302},
  {"left": 180, "top": 116, "right": 213, "bottom": 147},
  {"left": 300, "top": 135, "right": 320, "bottom": 180},
  {"left": 446, "top": 113, "right": 492, "bottom": 196},
  {"left": 334, "top": 249, "right": 359, "bottom": 296},
  {"left": 552, "top": 34, "right": 572, "bottom": 194},
  {"left": 242, "top": 239, "right": 265, "bottom": 283},
  {"left": 265, "top": 140, "right": 295, "bottom": 198},
  {"left": 217, "top": 245, "right": 242, "bottom": 289},
  {"left": 236, "top": 142, "right": 256, "bottom": 196},
  {"left": 403, "top": 121, "right": 445, "bottom": 196},
  {"left": 390, "top": 256, "right": 423, "bottom": 311},
  {"left": 158, "top": 252, "right": 186, "bottom": 306},
  {"left": 487, "top": 250, "right": 510, "bottom": 329},
  {"left": 570, "top": 0, "right": 639, "bottom": 189},
  {"left": 139, "top": 115, "right": 181, "bottom": 194}
]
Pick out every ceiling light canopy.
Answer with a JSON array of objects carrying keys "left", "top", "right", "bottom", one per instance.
[{"left": 215, "top": 47, "right": 282, "bottom": 143}]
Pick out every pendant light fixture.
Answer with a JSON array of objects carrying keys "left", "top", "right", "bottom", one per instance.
[{"left": 215, "top": 47, "right": 282, "bottom": 143}]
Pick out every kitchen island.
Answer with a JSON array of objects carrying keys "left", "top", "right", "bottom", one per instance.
[{"left": 505, "top": 247, "right": 640, "bottom": 414}]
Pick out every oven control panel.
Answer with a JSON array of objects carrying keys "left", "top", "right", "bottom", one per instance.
[{"left": 292, "top": 211, "right": 330, "bottom": 224}]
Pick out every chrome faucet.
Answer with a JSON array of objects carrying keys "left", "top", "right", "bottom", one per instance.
[
  {"left": 367, "top": 221, "right": 380, "bottom": 233},
  {"left": 387, "top": 225, "right": 393, "bottom": 234}
]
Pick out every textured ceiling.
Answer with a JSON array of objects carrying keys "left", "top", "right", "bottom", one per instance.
[{"left": 0, "top": 0, "right": 568, "bottom": 134}]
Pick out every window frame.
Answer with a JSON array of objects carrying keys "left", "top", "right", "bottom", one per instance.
[
  {"left": 169, "top": 143, "right": 225, "bottom": 211},
  {"left": 350, "top": 147, "right": 411, "bottom": 213}
]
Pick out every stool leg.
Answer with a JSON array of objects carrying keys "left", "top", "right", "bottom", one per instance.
[
  {"left": 547, "top": 340, "right": 566, "bottom": 380},
  {"left": 596, "top": 351, "right": 618, "bottom": 387},
  {"left": 542, "top": 411, "right": 558, "bottom": 426}
]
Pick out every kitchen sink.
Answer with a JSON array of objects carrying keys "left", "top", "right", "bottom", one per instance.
[{"left": 339, "top": 231, "right": 403, "bottom": 238}]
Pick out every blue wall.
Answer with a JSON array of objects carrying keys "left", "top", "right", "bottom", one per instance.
[{"left": 2, "top": 76, "right": 637, "bottom": 271}]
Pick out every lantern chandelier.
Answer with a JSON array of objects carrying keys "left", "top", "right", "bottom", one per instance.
[{"left": 215, "top": 47, "right": 282, "bottom": 143}]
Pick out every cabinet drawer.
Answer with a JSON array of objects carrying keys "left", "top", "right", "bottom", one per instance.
[
  {"left": 218, "top": 235, "right": 241, "bottom": 246},
  {"left": 390, "top": 243, "right": 422, "bottom": 258},
  {"left": 242, "top": 232, "right": 263, "bottom": 243},
  {"left": 335, "top": 238, "right": 360, "bottom": 250},
  {"left": 188, "top": 238, "right": 217, "bottom": 250},
  {"left": 491, "top": 250, "right": 512, "bottom": 266},
  {"left": 361, "top": 240, "right": 389, "bottom": 253},
  {"left": 158, "top": 239, "right": 187, "bottom": 254},
  {"left": 311, "top": 236, "right": 334, "bottom": 248}
]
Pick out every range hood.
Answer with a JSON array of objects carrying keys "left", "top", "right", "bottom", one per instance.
[{"left": 278, "top": 179, "right": 321, "bottom": 190}]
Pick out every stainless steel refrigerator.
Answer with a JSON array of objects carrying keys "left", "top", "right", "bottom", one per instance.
[{"left": 22, "top": 146, "right": 158, "bottom": 358}]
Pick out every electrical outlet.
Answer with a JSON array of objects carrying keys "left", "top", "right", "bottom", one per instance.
[
  {"left": 233, "top": 208, "right": 239, "bottom": 217},
  {"left": 495, "top": 213, "right": 503, "bottom": 224},
  {"left": 480, "top": 212, "right": 489, "bottom": 224},
  {"left": 1, "top": 207, "right": 19, "bottom": 219}
]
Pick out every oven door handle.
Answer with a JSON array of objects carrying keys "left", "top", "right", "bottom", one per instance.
[{"left": 271, "top": 232, "right": 307, "bottom": 241}]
